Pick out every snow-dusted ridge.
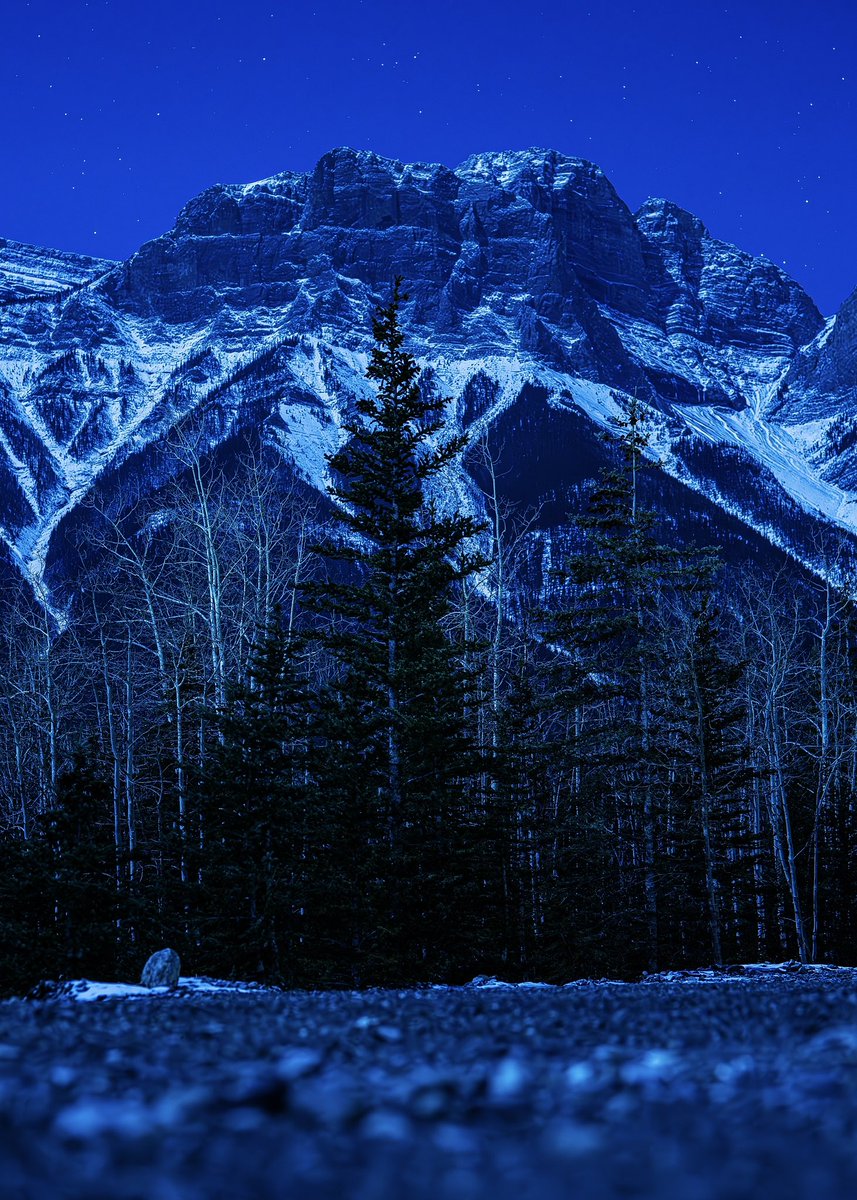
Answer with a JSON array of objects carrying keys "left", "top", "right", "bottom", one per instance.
[{"left": 0, "top": 238, "right": 116, "bottom": 303}]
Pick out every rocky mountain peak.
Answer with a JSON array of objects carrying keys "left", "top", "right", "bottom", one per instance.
[
  {"left": 635, "top": 197, "right": 709, "bottom": 243},
  {"left": 457, "top": 147, "right": 604, "bottom": 191},
  {"left": 0, "top": 145, "right": 854, "bottom": 606}
]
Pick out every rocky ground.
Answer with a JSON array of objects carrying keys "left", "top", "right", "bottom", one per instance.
[{"left": 3, "top": 965, "right": 857, "bottom": 1199}]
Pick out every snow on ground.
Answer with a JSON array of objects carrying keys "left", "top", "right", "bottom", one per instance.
[
  {"left": 468, "top": 976, "right": 557, "bottom": 990},
  {"left": 469, "top": 962, "right": 857, "bottom": 989},
  {"left": 47, "top": 976, "right": 276, "bottom": 1001},
  {"left": 639, "top": 961, "right": 857, "bottom": 983},
  {"left": 54, "top": 963, "right": 857, "bottom": 1002}
]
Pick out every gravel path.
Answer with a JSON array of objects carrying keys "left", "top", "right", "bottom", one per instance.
[{"left": 4, "top": 968, "right": 857, "bottom": 1199}]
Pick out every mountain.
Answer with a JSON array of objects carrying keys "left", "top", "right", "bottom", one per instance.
[{"left": 1, "top": 145, "right": 856, "bottom": 613}]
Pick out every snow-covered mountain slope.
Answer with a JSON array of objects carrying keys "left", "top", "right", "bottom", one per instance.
[
  {"left": 0, "top": 239, "right": 115, "bottom": 303},
  {"left": 0, "top": 146, "right": 855, "bottom": 609}
]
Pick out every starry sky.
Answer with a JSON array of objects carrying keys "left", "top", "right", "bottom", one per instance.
[{"left": 2, "top": 0, "right": 855, "bottom": 314}]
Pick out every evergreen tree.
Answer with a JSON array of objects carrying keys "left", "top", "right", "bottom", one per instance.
[
  {"left": 487, "top": 650, "right": 555, "bottom": 974},
  {"left": 0, "top": 831, "right": 56, "bottom": 994},
  {"left": 549, "top": 394, "right": 718, "bottom": 973},
  {"left": 48, "top": 743, "right": 118, "bottom": 980},
  {"left": 658, "top": 593, "right": 757, "bottom": 966},
  {"left": 196, "top": 610, "right": 309, "bottom": 983},
  {"left": 305, "top": 280, "right": 488, "bottom": 982}
]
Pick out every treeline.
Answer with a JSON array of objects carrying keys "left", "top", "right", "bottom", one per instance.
[{"left": 2, "top": 286, "right": 857, "bottom": 994}]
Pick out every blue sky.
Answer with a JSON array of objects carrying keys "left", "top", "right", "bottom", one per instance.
[{"left": 2, "top": 0, "right": 855, "bottom": 313}]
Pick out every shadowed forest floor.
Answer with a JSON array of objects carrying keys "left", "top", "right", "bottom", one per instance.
[{"left": 3, "top": 968, "right": 857, "bottom": 1198}]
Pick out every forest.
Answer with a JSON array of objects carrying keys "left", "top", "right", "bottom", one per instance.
[{"left": 1, "top": 285, "right": 856, "bottom": 996}]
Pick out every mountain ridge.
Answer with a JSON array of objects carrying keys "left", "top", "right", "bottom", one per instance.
[{"left": 0, "top": 145, "right": 855, "bottom": 611}]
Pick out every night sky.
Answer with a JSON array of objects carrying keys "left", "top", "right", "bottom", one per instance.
[{"left": 2, "top": 0, "right": 855, "bottom": 314}]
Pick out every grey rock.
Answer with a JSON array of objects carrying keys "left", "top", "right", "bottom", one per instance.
[
  {"left": 290, "top": 1074, "right": 366, "bottom": 1126},
  {"left": 487, "top": 1056, "right": 530, "bottom": 1102},
  {"left": 409, "top": 1081, "right": 455, "bottom": 1120},
  {"left": 372, "top": 1024, "right": 403, "bottom": 1043},
  {"left": 140, "top": 948, "right": 181, "bottom": 990},
  {"left": 359, "top": 1108, "right": 414, "bottom": 1141},
  {"left": 274, "top": 1047, "right": 325, "bottom": 1082}
]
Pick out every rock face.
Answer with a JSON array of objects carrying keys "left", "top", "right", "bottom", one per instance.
[
  {"left": 767, "top": 288, "right": 857, "bottom": 489},
  {"left": 140, "top": 949, "right": 181, "bottom": 990},
  {"left": 0, "top": 144, "right": 854, "bottom": 605}
]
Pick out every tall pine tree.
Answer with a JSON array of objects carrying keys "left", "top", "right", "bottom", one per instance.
[
  {"left": 549, "top": 394, "right": 718, "bottom": 973},
  {"left": 196, "top": 611, "right": 309, "bottom": 983},
  {"left": 659, "top": 593, "right": 756, "bottom": 966},
  {"left": 48, "top": 744, "right": 118, "bottom": 981},
  {"left": 305, "top": 280, "right": 488, "bottom": 982}
]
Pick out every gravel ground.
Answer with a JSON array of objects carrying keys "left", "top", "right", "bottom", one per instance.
[{"left": 4, "top": 966, "right": 857, "bottom": 1199}]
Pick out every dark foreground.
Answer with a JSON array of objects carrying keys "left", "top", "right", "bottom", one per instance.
[{"left": 4, "top": 968, "right": 857, "bottom": 1199}]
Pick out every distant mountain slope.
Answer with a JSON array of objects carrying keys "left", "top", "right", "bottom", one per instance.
[
  {"left": 0, "top": 238, "right": 115, "bottom": 303},
  {"left": 0, "top": 146, "right": 855, "bottom": 611}
]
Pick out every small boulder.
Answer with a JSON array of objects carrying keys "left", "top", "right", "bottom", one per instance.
[{"left": 140, "top": 948, "right": 181, "bottom": 990}]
